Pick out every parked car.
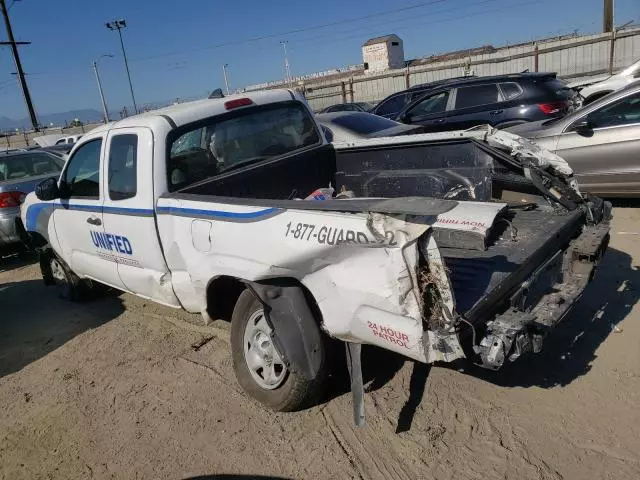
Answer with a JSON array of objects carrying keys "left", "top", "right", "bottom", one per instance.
[
  {"left": 318, "top": 102, "right": 375, "bottom": 113},
  {"left": 0, "top": 150, "right": 64, "bottom": 247},
  {"left": 506, "top": 80, "right": 640, "bottom": 197},
  {"left": 316, "top": 111, "right": 424, "bottom": 142},
  {"left": 392, "top": 73, "right": 578, "bottom": 132},
  {"left": 572, "top": 58, "right": 640, "bottom": 106},
  {"left": 371, "top": 76, "right": 477, "bottom": 119}
]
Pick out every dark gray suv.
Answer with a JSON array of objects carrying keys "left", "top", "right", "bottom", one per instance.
[{"left": 375, "top": 73, "right": 577, "bottom": 132}]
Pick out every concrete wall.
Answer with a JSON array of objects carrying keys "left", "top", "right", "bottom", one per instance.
[
  {"left": 0, "top": 123, "right": 104, "bottom": 151},
  {"left": 304, "top": 28, "right": 640, "bottom": 112}
]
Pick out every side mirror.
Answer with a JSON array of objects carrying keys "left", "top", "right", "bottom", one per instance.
[
  {"left": 572, "top": 119, "right": 593, "bottom": 135},
  {"left": 35, "top": 177, "right": 61, "bottom": 201}
]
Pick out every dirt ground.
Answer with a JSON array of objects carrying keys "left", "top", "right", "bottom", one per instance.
[{"left": 1, "top": 206, "right": 639, "bottom": 480}]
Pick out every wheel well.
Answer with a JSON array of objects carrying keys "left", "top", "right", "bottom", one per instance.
[
  {"left": 205, "top": 275, "right": 324, "bottom": 327},
  {"left": 206, "top": 276, "right": 246, "bottom": 322}
]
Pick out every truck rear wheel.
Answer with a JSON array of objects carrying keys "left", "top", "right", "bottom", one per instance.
[{"left": 230, "top": 289, "right": 326, "bottom": 412}]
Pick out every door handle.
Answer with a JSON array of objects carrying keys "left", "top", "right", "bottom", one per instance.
[
  {"left": 86, "top": 217, "right": 102, "bottom": 226},
  {"left": 489, "top": 110, "right": 504, "bottom": 115},
  {"left": 434, "top": 118, "right": 446, "bottom": 123}
]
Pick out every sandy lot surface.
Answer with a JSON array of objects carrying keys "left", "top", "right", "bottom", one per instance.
[{"left": 1, "top": 207, "right": 639, "bottom": 480}]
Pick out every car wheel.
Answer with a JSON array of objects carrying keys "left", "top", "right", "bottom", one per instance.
[
  {"left": 46, "top": 253, "right": 86, "bottom": 301},
  {"left": 230, "top": 289, "right": 327, "bottom": 412}
]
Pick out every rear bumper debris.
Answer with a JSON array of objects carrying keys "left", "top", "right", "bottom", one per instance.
[{"left": 474, "top": 220, "right": 610, "bottom": 370}]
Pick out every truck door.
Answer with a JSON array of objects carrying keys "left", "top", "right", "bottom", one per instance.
[
  {"left": 101, "top": 127, "right": 181, "bottom": 307},
  {"left": 52, "top": 137, "right": 124, "bottom": 288}
]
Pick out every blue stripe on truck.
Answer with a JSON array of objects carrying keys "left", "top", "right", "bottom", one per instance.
[
  {"left": 25, "top": 202, "right": 282, "bottom": 232},
  {"left": 155, "top": 205, "right": 283, "bottom": 222}
]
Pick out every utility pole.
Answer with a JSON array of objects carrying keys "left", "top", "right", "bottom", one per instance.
[
  {"left": 603, "top": 0, "right": 614, "bottom": 33},
  {"left": 93, "top": 55, "right": 113, "bottom": 123},
  {"left": 280, "top": 41, "right": 292, "bottom": 85},
  {"left": 106, "top": 19, "right": 137, "bottom": 114},
  {"left": 222, "top": 63, "right": 230, "bottom": 94},
  {"left": 0, "top": 0, "right": 38, "bottom": 131}
]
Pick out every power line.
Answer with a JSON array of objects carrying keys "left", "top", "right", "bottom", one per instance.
[
  {"left": 128, "top": 0, "right": 452, "bottom": 63},
  {"left": 290, "top": 0, "right": 503, "bottom": 46},
  {"left": 293, "top": 0, "right": 555, "bottom": 52}
]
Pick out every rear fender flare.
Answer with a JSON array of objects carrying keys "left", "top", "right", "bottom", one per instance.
[{"left": 246, "top": 279, "right": 324, "bottom": 382}]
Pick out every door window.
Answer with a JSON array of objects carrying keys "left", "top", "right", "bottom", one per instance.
[
  {"left": 454, "top": 84, "right": 500, "bottom": 109},
  {"left": 374, "top": 93, "right": 408, "bottom": 117},
  {"left": 407, "top": 91, "right": 449, "bottom": 117},
  {"left": 585, "top": 92, "right": 640, "bottom": 129},
  {"left": 108, "top": 134, "right": 138, "bottom": 200},
  {"left": 62, "top": 139, "right": 102, "bottom": 198}
]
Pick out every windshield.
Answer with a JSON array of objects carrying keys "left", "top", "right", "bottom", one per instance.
[
  {"left": 329, "top": 113, "right": 402, "bottom": 134},
  {"left": 0, "top": 152, "right": 64, "bottom": 182},
  {"left": 168, "top": 101, "right": 321, "bottom": 191}
]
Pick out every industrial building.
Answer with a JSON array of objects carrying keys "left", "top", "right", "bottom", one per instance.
[{"left": 362, "top": 34, "right": 405, "bottom": 73}]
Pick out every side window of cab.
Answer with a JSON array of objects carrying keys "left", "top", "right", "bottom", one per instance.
[{"left": 61, "top": 139, "right": 102, "bottom": 198}]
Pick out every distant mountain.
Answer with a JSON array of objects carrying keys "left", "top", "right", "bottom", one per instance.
[{"left": 0, "top": 109, "right": 105, "bottom": 131}]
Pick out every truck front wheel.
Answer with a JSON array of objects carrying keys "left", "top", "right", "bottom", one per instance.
[
  {"left": 230, "top": 289, "right": 326, "bottom": 412},
  {"left": 41, "top": 252, "right": 86, "bottom": 301}
]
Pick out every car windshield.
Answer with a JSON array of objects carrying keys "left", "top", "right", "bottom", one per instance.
[
  {"left": 168, "top": 101, "right": 321, "bottom": 190},
  {"left": 328, "top": 113, "right": 403, "bottom": 134},
  {"left": 0, "top": 152, "right": 64, "bottom": 182}
]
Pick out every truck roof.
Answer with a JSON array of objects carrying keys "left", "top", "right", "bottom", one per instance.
[{"left": 96, "top": 89, "right": 299, "bottom": 133}]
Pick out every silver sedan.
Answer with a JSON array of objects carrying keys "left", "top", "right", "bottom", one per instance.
[
  {"left": 506, "top": 81, "right": 640, "bottom": 197},
  {"left": 0, "top": 150, "right": 64, "bottom": 247}
]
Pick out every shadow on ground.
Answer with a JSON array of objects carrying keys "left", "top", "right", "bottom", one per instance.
[
  {"left": 0, "top": 278, "right": 125, "bottom": 378},
  {"left": 452, "top": 246, "right": 639, "bottom": 388},
  {"left": 183, "top": 476, "right": 291, "bottom": 480},
  {"left": 0, "top": 250, "right": 37, "bottom": 274}
]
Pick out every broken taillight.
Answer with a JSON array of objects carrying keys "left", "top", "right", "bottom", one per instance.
[
  {"left": 538, "top": 101, "right": 568, "bottom": 115},
  {"left": 0, "top": 191, "right": 26, "bottom": 208}
]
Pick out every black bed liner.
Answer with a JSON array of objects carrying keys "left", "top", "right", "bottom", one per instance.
[{"left": 440, "top": 207, "right": 585, "bottom": 321}]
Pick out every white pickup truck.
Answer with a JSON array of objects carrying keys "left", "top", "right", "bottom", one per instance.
[{"left": 18, "top": 89, "right": 610, "bottom": 423}]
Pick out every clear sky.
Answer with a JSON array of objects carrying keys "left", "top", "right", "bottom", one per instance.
[{"left": 1, "top": 0, "right": 639, "bottom": 119}]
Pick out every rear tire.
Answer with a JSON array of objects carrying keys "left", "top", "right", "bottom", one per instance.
[{"left": 230, "top": 289, "right": 327, "bottom": 412}]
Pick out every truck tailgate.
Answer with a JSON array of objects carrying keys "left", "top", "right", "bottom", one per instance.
[{"left": 440, "top": 207, "right": 586, "bottom": 320}]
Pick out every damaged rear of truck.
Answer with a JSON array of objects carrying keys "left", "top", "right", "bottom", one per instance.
[{"left": 161, "top": 116, "right": 609, "bottom": 423}]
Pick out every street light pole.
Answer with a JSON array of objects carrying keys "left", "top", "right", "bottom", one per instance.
[
  {"left": 93, "top": 55, "right": 113, "bottom": 123},
  {"left": 280, "top": 41, "right": 292, "bottom": 85},
  {"left": 222, "top": 63, "right": 230, "bottom": 94},
  {"left": 106, "top": 19, "right": 137, "bottom": 114}
]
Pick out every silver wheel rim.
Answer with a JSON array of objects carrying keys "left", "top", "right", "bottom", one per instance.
[
  {"left": 243, "top": 309, "right": 287, "bottom": 390},
  {"left": 50, "top": 258, "right": 66, "bottom": 283}
]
